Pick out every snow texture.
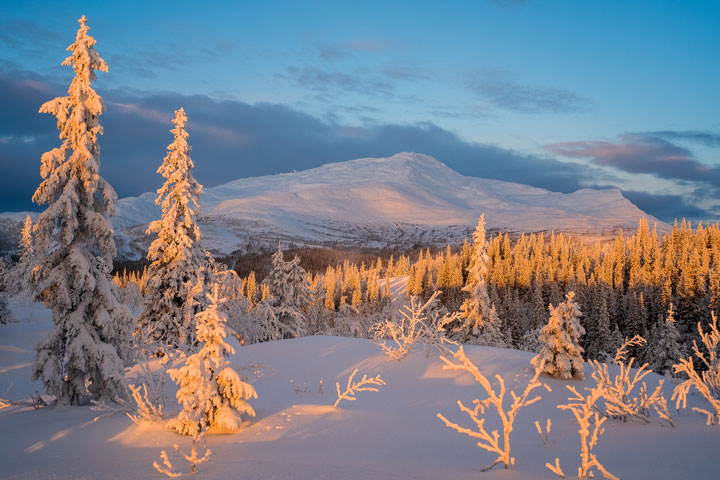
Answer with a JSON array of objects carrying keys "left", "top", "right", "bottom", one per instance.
[{"left": 1, "top": 303, "right": 720, "bottom": 479}]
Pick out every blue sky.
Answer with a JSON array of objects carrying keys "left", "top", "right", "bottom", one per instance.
[{"left": 1, "top": 0, "right": 719, "bottom": 222}]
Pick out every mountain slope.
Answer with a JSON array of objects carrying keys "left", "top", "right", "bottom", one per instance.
[{"left": 111, "top": 152, "right": 663, "bottom": 256}]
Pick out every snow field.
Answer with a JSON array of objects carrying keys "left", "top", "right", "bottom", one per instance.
[{"left": 1, "top": 301, "right": 719, "bottom": 479}]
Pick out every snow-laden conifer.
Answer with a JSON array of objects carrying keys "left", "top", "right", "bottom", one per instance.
[
  {"left": 8, "top": 215, "right": 36, "bottom": 296},
  {"left": 648, "top": 304, "right": 683, "bottom": 376},
  {"left": 531, "top": 291, "right": 585, "bottom": 379},
  {"left": 30, "top": 16, "right": 131, "bottom": 404},
  {"left": 137, "top": 108, "right": 205, "bottom": 349},
  {"left": 167, "top": 282, "right": 257, "bottom": 436},
  {"left": 453, "top": 215, "right": 505, "bottom": 346},
  {"left": 263, "top": 245, "right": 310, "bottom": 338},
  {"left": 0, "top": 294, "right": 15, "bottom": 324}
]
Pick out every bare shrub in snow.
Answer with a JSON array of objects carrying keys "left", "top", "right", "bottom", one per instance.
[
  {"left": 555, "top": 384, "right": 620, "bottom": 480},
  {"left": 333, "top": 368, "right": 386, "bottom": 408},
  {"left": 591, "top": 335, "right": 672, "bottom": 425},
  {"left": 369, "top": 291, "right": 458, "bottom": 360},
  {"left": 153, "top": 428, "right": 212, "bottom": 477},
  {"left": 672, "top": 312, "right": 720, "bottom": 425},
  {"left": 436, "top": 346, "right": 550, "bottom": 471}
]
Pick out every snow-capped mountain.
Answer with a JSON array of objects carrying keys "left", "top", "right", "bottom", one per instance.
[{"left": 109, "top": 152, "right": 664, "bottom": 257}]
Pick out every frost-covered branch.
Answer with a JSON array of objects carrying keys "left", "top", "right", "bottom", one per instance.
[
  {"left": 672, "top": 312, "right": 720, "bottom": 425},
  {"left": 369, "top": 291, "right": 458, "bottom": 360},
  {"left": 436, "top": 346, "right": 550, "bottom": 471},
  {"left": 557, "top": 385, "right": 620, "bottom": 480},
  {"left": 333, "top": 368, "right": 386, "bottom": 408},
  {"left": 546, "top": 457, "right": 565, "bottom": 478}
]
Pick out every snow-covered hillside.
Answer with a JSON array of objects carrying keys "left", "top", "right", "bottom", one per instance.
[
  {"left": 109, "top": 152, "right": 664, "bottom": 257},
  {"left": 0, "top": 301, "right": 717, "bottom": 479}
]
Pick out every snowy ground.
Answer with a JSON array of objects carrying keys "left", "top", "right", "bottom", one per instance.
[{"left": 1, "top": 301, "right": 719, "bottom": 479}]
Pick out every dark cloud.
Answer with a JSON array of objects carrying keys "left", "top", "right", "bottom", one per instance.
[
  {"left": 0, "top": 69, "right": 605, "bottom": 214},
  {"left": 545, "top": 134, "right": 720, "bottom": 188},
  {"left": 643, "top": 130, "right": 720, "bottom": 148},
  {"left": 469, "top": 76, "right": 590, "bottom": 114},
  {"left": 621, "top": 190, "right": 717, "bottom": 223},
  {"left": 280, "top": 65, "right": 397, "bottom": 99}
]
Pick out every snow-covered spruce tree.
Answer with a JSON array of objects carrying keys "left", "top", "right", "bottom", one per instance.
[
  {"left": 453, "top": 214, "right": 505, "bottom": 346},
  {"left": 648, "top": 304, "right": 683, "bottom": 376},
  {"left": 531, "top": 291, "right": 585, "bottom": 379},
  {"left": 30, "top": 16, "right": 132, "bottom": 404},
  {"left": 167, "top": 282, "right": 257, "bottom": 436},
  {"left": 137, "top": 107, "right": 205, "bottom": 350},
  {"left": 263, "top": 245, "right": 310, "bottom": 339},
  {"left": 0, "top": 258, "right": 14, "bottom": 324},
  {"left": 9, "top": 215, "right": 36, "bottom": 296}
]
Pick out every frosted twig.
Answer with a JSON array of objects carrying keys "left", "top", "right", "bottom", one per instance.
[
  {"left": 545, "top": 457, "right": 565, "bottom": 478},
  {"left": 558, "top": 385, "right": 620, "bottom": 480},
  {"left": 436, "top": 346, "right": 550, "bottom": 471},
  {"left": 535, "top": 418, "right": 552, "bottom": 445},
  {"left": 127, "top": 383, "right": 165, "bottom": 424},
  {"left": 612, "top": 335, "right": 645, "bottom": 365},
  {"left": 333, "top": 368, "right": 386, "bottom": 408},
  {"left": 672, "top": 312, "right": 720, "bottom": 425},
  {"left": 153, "top": 429, "right": 212, "bottom": 477}
]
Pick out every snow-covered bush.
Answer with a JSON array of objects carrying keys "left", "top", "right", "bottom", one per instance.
[
  {"left": 137, "top": 107, "right": 206, "bottom": 350},
  {"left": 31, "top": 16, "right": 132, "bottom": 405},
  {"left": 590, "top": 336, "right": 672, "bottom": 425},
  {"left": 531, "top": 291, "right": 585, "bottom": 380},
  {"left": 437, "top": 346, "right": 550, "bottom": 471},
  {"left": 553, "top": 384, "right": 619, "bottom": 480},
  {"left": 166, "top": 283, "right": 257, "bottom": 436},
  {"left": 672, "top": 312, "right": 720, "bottom": 425},
  {"left": 369, "top": 291, "right": 458, "bottom": 360}
]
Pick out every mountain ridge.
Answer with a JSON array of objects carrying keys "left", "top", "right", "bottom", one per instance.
[
  {"left": 0, "top": 153, "right": 665, "bottom": 257},
  {"left": 110, "top": 152, "right": 664, "bottom": 257}
]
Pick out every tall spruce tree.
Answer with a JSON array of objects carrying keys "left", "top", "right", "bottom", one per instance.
[
  {"left": 137, "top": 108, "right": 205, "bottom": 350},
  {"left": 453, "top": 214, "right": 505, "bottom": 346},
  {"left": 31, "top": 16, "right": 131, "bottom": 404}
]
